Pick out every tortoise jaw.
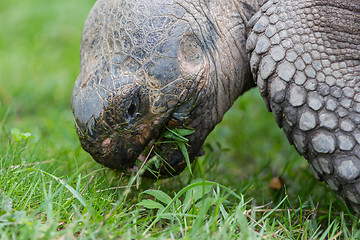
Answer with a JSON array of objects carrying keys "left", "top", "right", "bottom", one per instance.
[
  {"left": 122, "top": 129, "right": 192, "bottom": 177},
  {"left": 80, "top": 132, "right": 142, "bottom": 170},
  {"left": 75, "top": 113, "right": 162, "bottom": 170},
  {"left": 76, "top": 109, "right": 190, "bottom": 175},
  {"left": 126, "top": 139, "right": 156, "bottom": 173},
  {"left": 114, "top": 118, "right": 200, "bottom": 178}
]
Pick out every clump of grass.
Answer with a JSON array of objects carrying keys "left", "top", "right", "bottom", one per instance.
[
  {"left": 1, "top": 126, "right": 359, "bottom": 239},
  {"left": 161, "top": 127, "right": 195, "bottom": 175},
  {"left": 133, "top": 126, "right": 195, "bottom": 178}
]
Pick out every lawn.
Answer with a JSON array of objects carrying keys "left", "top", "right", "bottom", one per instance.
[{"left": 0, "top": 0, "right": 359, "bottom": 239}]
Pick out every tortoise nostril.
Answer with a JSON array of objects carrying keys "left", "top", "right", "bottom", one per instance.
[{"left": 128, "top": 102, "right": 137, "bottom": 117}]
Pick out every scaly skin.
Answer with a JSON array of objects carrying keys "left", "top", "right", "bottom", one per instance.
[
  {"left": 247, "top": 0, "right": 360, "bottom": 212},
  {"left": 72, "top": 0, "right": 256, "bottom": 176}
]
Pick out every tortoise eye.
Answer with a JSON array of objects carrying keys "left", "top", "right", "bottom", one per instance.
[
  {"left": 124, "top": 94, "right": 140, "bottom": 120},
  {"left": 179, "top": 35, "right": 204, "bottom": 65},
  {"left": 127, "top": 101, "right": 137, "bottom": 117}
]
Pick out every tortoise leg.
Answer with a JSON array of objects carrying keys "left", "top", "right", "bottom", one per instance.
[{"left": 246, "top": 0, "right": 360, "bottom": 212}]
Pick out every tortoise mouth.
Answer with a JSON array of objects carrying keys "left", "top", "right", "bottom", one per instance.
[
  {"left": 76, "top": 114, "right": 195, "bottom": 178},
  {"left": 125, "top": 139, "right": 155, "bottom": 173},
  {"left": 124, "top": 120, "right": 196, "bottom": 178}
]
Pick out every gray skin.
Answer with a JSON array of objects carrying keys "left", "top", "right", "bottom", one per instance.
[{"left": 72, "top": 0, "right": 360, "bottom": 211}]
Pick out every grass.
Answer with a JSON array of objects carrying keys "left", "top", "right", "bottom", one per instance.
[{"left": 0, "top": 0, "right": 359, "bottom": 239}]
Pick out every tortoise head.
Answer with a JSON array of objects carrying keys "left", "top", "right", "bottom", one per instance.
[{"left": 72, "top": 0, "right": 254, "bottom": 177}]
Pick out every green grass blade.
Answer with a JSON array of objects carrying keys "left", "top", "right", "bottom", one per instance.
[
  {"left": 140, "top": 189, "right": 172, "bottom": 205},
  {"left": 24, "top": 168, "right": 96, "bottom": 217},
  {"left": 137, "top": 199, "right": 164, "bottom": 209},
  {"left": 177, "top": 142, "right": 192, "bottom": 175},
  {"left": 142, "top": 180, "right": 243, "bottom": 235}
]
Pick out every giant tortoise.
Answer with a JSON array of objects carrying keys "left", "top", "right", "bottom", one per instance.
[{"left": 72, "top": 0, "right": 360, "bottom": 212}]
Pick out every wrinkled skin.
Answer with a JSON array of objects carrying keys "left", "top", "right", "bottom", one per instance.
[
  {"left": 72, "top": 0, "right": 256, "bottom": 176},
  {"left": 72, "top": 0, "right": 360, "bottom": 211}
]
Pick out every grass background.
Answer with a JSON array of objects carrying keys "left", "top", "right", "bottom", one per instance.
[{"left": 0, "top": 0, "right": 359, "bottom": 238}]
